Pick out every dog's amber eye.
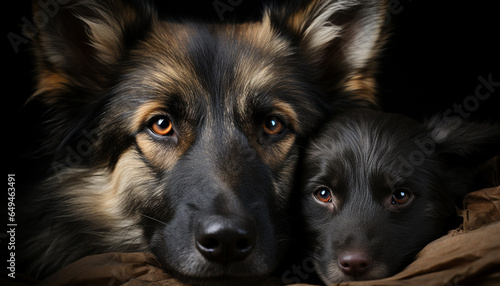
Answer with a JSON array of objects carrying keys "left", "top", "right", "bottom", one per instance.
[
  {"left": 150, "top": 116, "right": 173, "bottom": 136},
  {"left": 392, "top": 190, "right": 411, "bottom": 205},
  {"left": 263, "top": 116, "right": 285, "bottom": 135},
  {"left": 314, "top": 187, "right": 332, "bottom": 203}
]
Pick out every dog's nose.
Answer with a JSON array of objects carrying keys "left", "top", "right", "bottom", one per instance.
[
  {"left": 195, "top": 215, "right": 256, "bottom": 264},
  {"left": 338, "top": 250, "right": 372, "bottom": 277}
]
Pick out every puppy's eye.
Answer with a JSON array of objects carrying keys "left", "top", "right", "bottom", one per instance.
[
  {"left": 314, "top": 187, "right": 333, "bottom": 203},
  {"left": 149, "top": 116, "right": 174, "bottom": 136},
  {"left": 263, "top": 116, "right": 285, "bottom": 135},
  {"left": 392, "top": 190, "right": 411, "bottom": 205}
]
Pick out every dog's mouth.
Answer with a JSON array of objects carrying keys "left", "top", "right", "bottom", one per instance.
[
  {"left": 148, "top": 212, "right": 284, "bottom": 285},
  {"left": 154, "top": 249, "right": 276, "bottom": 286}
]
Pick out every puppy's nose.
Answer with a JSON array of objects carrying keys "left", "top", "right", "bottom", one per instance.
[
  {"left": 338, "top": 250, "right": 372, "bottom": 277},
  {"left": 195, "top": 215, "right": 256, "bottom": 264}
]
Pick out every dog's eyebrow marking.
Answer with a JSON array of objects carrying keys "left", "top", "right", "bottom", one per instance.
[
  {"left": 131, "top": 101, "right": 168, "bottom": 132},
  {"left": 271, "top": 100, "right": 300, "bottom": 133}
]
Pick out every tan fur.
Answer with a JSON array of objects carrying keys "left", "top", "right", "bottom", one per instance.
[
  {"left": 32, "top": 71, "right": 69, "bottom": 100},
  {"left": 344, "top": 72, "right": 378, "bottom": 104},
  {"left": 272, "top": 101, "right": 301, "bottom": 133},
  {"left": 131, "top": 101, "right": 168, "bottom": 132},
  {"left": 135, "top": 133, "right": 184, "bottom": 171},
  {"left": 26, "top": 149, "right": 153, "bottom": 275},
  {"left": 261, "top": 134, "right": 296, "bottom": 170}
]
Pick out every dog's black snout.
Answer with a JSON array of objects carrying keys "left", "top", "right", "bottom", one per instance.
[
  {"left": 338, "top": 250, "right": 372, "bottom": 277},
  {"left": 195, "top": 215, "right": 256, "bottom": 264}
]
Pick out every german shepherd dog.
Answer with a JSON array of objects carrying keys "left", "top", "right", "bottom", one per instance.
[
  {"left": 300, "top": 110, "right": 500, "bottom": 283},
  {"left": 19, "top": 0, "right": 387, "bottom": 284}
]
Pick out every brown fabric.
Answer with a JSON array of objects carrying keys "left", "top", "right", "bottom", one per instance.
[
  {"left": 37, "top": 252, "right": 184, "bottom": 286},
  {"left": 462, "top": 186, "right": 500, "bottom": 231},
  {"left": 4, "top": 186, "right": 498, "bottom": 286}
]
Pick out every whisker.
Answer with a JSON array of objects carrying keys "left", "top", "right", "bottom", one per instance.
[{"left": 142, "top": 213, "right": 168, "bottom": 226}]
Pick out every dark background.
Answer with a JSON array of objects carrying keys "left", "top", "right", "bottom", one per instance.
[{"left": 4, "top": 0, "right": 500, "bottom": 175}]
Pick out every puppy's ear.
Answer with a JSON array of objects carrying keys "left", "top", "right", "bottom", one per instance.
[
  {"left": 266, "top": 0, "right": 387, "bottom": 106},
  {"left": 32, "top": 0, "right": 155, "bottom": 101},
  {"left": 426, "top": 116, "right": 500, "bottom": 166}
]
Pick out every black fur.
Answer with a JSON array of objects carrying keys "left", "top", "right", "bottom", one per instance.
[{"left": 300, "top": 110, "right": 500, "bottom": 283}]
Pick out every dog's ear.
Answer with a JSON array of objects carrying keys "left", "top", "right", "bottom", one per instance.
[
  {"left": 31, "top": 0, "right": 155, "bottom": 101},
  {"left": 266, "top": 0, "right": 387, "bottom": 106},
  {"left": 426, "top": 116, "right": 500, "bottom": 166}
]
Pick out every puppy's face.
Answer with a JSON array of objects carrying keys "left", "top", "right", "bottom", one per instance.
[{"left": 301, "top": 112, "right": 461, "bottom": 283}]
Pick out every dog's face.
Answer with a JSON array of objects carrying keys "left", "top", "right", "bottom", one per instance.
[
  {"left": 25, "top": 0, "right": 387, "bottom": 283},
  {"left": 300, "top": 111, "right": 500, "bottom": 283},
  {"left": 105, "top": 23, "right": 329, "bottom": 284}
]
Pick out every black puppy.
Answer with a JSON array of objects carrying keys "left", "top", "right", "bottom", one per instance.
[{"left": 300, "top": 110, "right": 500, "bottom": 283}]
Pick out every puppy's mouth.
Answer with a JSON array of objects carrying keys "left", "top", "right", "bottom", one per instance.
[{"left": 316, "top": 255, "right": 390, "bottom": 283}]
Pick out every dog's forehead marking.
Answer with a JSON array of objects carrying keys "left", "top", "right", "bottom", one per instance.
[
  {"left": 134, "top": 21, "right": 290, "bottom": 101},
  {"left": 130, "top": 19, "right": 302, "bottom": 129}
]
